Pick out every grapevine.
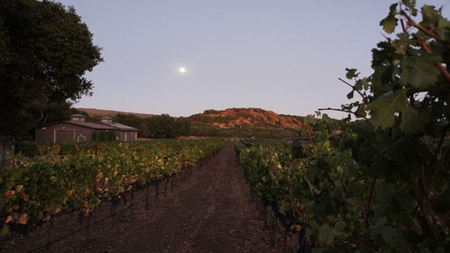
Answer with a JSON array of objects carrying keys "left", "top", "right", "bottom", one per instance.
[
  {"left": 0, "top": 139, "right": 224, "bottom": 236},
  {"left": 237, "top": 1, "right": 450, "bottom": 251}
]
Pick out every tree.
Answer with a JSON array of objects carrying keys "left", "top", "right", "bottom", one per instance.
[
  {"left": 0, "top": 0, "right": 102, "bottom": 139},
  {"left": 113, "top": 114, "right": 147, "bottom": 137},
  {"left": 141, "top": 115, "right": 191, "bottom": 138}
]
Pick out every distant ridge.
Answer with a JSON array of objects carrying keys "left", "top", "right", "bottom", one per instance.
[
  {"left": 77, "top": 108, "right": 153, "bottom": 118},
  {"left": 78, "top": 107, "right": 305, "bottom": 138},
  {"left": 189, "top": 108, "right": 304, "bottom": 130},
  {"left": 78, "top": 107, "right": 304, "bottom": 129}
]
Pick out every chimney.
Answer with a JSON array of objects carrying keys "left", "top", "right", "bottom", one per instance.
[
  {"left": 101, "top": 116, "right": 112, "bottom": 124},
  {"left": 69, "top": 114, "right": 86, "bottom": 122}
]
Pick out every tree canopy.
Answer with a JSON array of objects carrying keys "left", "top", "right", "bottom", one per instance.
[
  {"left": 112, "top": 114, "right": 191, "bottom": 138},
  {"left": 0, "top": 0, "right": 102, "bottom": 139}
]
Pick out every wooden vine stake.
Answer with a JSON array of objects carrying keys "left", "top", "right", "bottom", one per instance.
[
  {"left": 155, "top": 181, "right": 160, "bottom": 199},
  {"left": 128, "top": 191, "right": 135, "bottom": 219},
  {"left": 111, "top": 197, "right": 120, "bottom": 230},
  {"left": 145, "top": 183, "right": 151, "bottom": 210},
  {"left": 46, "top": 219, "right": 54, "bottom": 252},
  {"left": 85, "top": 213, "right": 91, "bottom": 243},
  {"left": 162, "top": 179, "right": 167, "bottom": 197}
]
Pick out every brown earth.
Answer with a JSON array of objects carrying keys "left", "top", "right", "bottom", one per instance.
[{"left": 4, "top": 145, "right": 292, "bottom": 253}]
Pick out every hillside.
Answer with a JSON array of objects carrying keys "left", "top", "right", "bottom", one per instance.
[
  {"left": 188, "top": 108, "right": 304, "bottom": 138},
  {"left": 77, "top": 108, "right": 153, "bottom": 118},
  {"left": 76, "top": 107, "right": 305, "bottom": 138},
  {"left": 189, "top": 108, "right": 304, "bottom": 129}
]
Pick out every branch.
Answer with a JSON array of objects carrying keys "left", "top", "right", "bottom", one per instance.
[
  {"left": 417, "top": 38, "right": 450, "bottom": 83},
  {"left": 409, "top": 171, "right": 441, "bottom": 241},
  {"left": 338, "top": 78, "right": 368, "bottom": 103},
  {"left": 318, "top": 107, "right": 368, "bottom": 120},
  {"left": 318, "top": 107, "right": 350, "bottom": 113},
  {"left": 421, "top": 167, "right": 428, "bottom": 198},
  {"left": 400, "top": 10, "right": 442, "bottom": 43},
  {"left": 435, "top": 125, "right": 449, "bottom": 155},
  {"left": 364, "top": 177, "right": 377, "bottom": 227},
  {"left": 431, "top": 124, "right": 449, "bottom": 179},
  {"left": 399, "top": 13, "right": 450, "bottom": 83},
  {"left": 400, "top": 18, "right": 409, "bottom": 34}
]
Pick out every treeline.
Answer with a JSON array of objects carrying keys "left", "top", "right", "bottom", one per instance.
[
  {"left": 189, "top": 123, "right": 300, "bottom": 138},
  {"left": 110, "top": 114, "right": 191, "bottom": 138},
  {"left": 78, "top": 113, "right": 303, "bottom": 139}
]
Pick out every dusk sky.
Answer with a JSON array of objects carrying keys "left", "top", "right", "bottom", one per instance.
[{"left": 55, "top": 0, "right": 449, "bottom": 117}]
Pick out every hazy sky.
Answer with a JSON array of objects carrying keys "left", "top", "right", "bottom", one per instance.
[{"left": 55, "top": 0, "right": 449, "bottom": 117}]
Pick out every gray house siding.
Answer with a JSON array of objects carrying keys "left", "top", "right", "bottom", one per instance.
[
  {"left": 35, "top": 123, "right": 98, "bottom": 143},
  {"left": 35, "top": 116, "right": 138, "bottom": 143}
]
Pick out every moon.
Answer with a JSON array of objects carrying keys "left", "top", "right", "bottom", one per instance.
[{"left": 178, "top": 66, "right": 186, "bottom": 73}]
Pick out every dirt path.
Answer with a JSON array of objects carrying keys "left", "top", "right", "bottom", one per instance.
[{"left": 5, "top": 144, "right": 283, "bottom": 253}]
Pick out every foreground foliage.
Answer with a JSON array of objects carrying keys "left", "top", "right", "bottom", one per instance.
[
  {"left": 0, "top": 139, "right": 224, "bottom": 236},
  {"left": 238, "top": 1, "right": 450, "bottom": 251},
  {"left": 237, "top": 116, "right": 449, "bottom": 251}
]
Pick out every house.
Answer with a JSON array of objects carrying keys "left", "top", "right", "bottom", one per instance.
[
  {"left": 35, "top": 114, "right": 138, "bottom": 143},
  {"left": 98, "top": 117, "right": 138, "bottom": 142}
]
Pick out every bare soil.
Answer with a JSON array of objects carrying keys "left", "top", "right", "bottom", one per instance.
[{"left": 4, "top": 144, "right": 287, "bottom": 253}]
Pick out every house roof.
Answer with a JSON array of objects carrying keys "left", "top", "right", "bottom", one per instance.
[
  {"left": 37, "top": 120, "right": 138, "bottom": 131},
  {"left": 37, "top": 120, "right": 115, "bottom": 130},
  {"left": 65, "top": 121, "right": 116, "bottom": 130},
  {"left": 99, "top": 121, "right": 139, "bottom": 131},
  {"left": 70, "top": 114, "right": 86, "bottom": 118}
]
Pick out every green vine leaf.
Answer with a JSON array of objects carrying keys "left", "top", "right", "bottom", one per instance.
[
  {"left": 345, "top": 68, "right": 358, "bottom": 79},
  {"left": 374, "top": 183, "right": 397, "bottom": 218},
  {"left": 370, "top": 218, "right": 409, "bottom": 252},
  {"left": 368, "top": 90, "right": 423, "bottom": 133},
  {"left": 401, "top": 51, "right": 441, "bottom": 89},
  {"left": 318, "top": 223, "right": 335, "bottom": 246},
  {"left": 346, "top": 91, "right": 354, "bottom": 99},
  {"left": 355, "top": 78, "right": 369, "bottom": 90},
  {"left": 421, "top": 5, "right": 441, "bottom": 27},
  {"left": 401, "top": 0, "right": 417, "bottom": 16},
  {"left": 380, "top": 3, "right": 398, "bottom": 34},
  {"left": 368, "top": 91, "right": 404, "bottom": 129}
]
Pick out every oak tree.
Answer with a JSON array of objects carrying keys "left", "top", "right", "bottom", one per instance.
[{"left": 0, "top": 0, "right": 102, "bottom": 138}]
